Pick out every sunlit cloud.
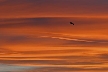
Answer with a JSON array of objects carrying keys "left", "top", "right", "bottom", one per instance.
[
  {"left": 0, "top": 48, "right": 14, "bottom": 55},
  {"left": 0, "top": 18, "right": 107, "bottom": 48},
  {"left": 0, "top": 0, "right": 108, "bottom": 71}
]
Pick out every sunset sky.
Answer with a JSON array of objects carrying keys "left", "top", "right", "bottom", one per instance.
[{"left": 0, "top": 0, "right": 108, "bottom": 72}]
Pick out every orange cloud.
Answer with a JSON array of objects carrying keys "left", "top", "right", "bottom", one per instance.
[
  {"left": 0, "top": 17, "right": 107, "bottom": 54},
  {"left": 0, "top": 0, "right": 108, "bottom": 72}
]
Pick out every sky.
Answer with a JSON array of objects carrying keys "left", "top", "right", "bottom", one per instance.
[{"left": 0, "top": 0, "right": 108, "bottom": 72}]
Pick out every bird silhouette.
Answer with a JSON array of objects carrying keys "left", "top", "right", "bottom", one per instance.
[{"left": 70, "top": 22, "right": 74, "bottom": 25}]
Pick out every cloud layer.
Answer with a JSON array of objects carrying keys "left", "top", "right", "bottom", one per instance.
[
  {"left": 0, "top": 0, "right": 108, "bottom": 72},
  {"left": 0, "top": 0, "right": 108, "bottom": 18}
]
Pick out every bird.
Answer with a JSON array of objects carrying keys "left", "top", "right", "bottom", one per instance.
[{"left": 70, "top": 22, "right": 74, "bottom": 25}]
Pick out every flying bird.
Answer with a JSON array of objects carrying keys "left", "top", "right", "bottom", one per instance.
[{"left": 70, "top": 22, "right": 74, "bottom": 25}]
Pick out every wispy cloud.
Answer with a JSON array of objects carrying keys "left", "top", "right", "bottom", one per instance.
[
  {"left": 0, "top": 0, "right": 108, "bottom": 72},
  {"left": 98, "top": 53, "right": 108, "bottom": 60},
  {"left": 0, "top": 18, "right": 108, "bottom": 48},
  {"left": 0, "top": 48, "right": 14, "bottom": 55}
]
